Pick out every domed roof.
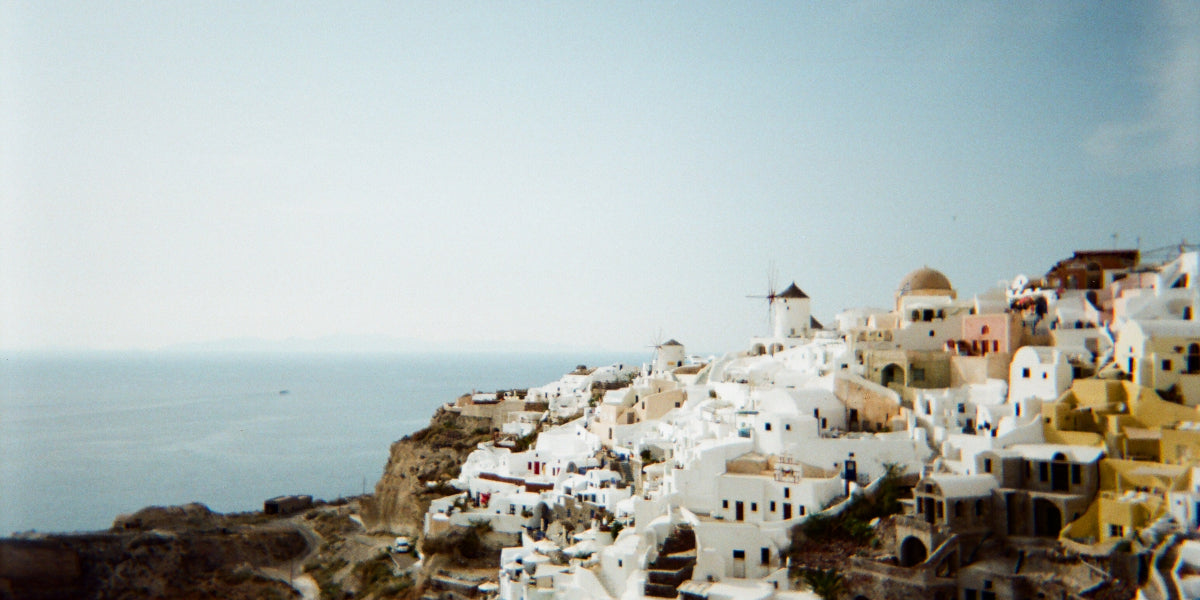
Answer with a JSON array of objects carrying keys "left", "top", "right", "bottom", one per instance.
[{"left": 898, "top": 267, "right": 953, "bottom": 296}]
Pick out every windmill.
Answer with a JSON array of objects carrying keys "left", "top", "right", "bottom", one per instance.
[{"left": 646, "top": 330, "right": 686, "bottom": 374}]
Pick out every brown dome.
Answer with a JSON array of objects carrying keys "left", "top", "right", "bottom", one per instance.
[{"left": 898, "top": 267, "right": 953, "bottom": 296}]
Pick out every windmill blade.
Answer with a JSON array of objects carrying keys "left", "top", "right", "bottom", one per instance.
[{"left": 767, "top": 260, "right": 778, "bottom": 299}]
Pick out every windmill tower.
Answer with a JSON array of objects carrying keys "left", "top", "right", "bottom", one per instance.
[
  {"left": 652, "top": 339, "right": 686, "bottom": 374},
  {"left": 749, "top": 274, "right": 812, "bottom": 339},
  {"left": 772, "top": 283, "right": 812, "bottom": 339}
]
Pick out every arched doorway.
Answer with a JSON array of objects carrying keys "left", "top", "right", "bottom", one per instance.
[
  {"left": 881, "top": 364, "right": 904, "bottom": 388},
  {"left": 536, "top": 502, "right": 553, "bottom": 530},
  {"left": 898, "top": 536, "right": 927, "bottom": 567},
  {"left": 1033, "top": 498, "right": 1062, "bottom": 537}
]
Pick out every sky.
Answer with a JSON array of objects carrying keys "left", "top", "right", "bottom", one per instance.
[{"left": 2, "top": 1, "right": 1198, "bottom": 355}]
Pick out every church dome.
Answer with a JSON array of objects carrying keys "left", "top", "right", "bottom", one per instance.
[{"left": 898, "top": 267, "right": 953, "bottom": 296}]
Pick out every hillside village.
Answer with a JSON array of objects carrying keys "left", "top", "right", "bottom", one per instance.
[{"left": 382, "top": 247, "right": 1200, "bottom": 600}]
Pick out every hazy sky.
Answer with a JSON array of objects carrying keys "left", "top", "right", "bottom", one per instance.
[{"left": 3, "top": 2, "right": 1198, "bottom": 354}]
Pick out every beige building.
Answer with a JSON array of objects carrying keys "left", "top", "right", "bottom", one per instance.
[{"left": 1113, "top": 319, "right": 1200, "bottom": 406}]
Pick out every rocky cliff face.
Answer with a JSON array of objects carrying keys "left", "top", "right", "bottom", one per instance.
[{"left": 362, "top": 407, "right": 492, "bottom": 535}]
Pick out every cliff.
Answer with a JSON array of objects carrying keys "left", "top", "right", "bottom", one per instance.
[{"left": 362, "top": 407, "right": 493, "bottom": 535}]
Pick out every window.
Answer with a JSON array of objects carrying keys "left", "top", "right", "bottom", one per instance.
[
  {"left": 785, "top": 424, "right": 791, "bottom": 431},
  {"left": 911, "top": 367, "right": 925, "bottom": 382},
  {"left": 928, "top": 330, "right": 935, "bottom": 337},
  {"left": 761, "top": 548, "right": 769, "bottom": 565},
  {"left": 722, "top": 500, "right": 728, "bottom": 509},
  {"left": 799, "top": 505, "right": 805, "bottom": 516},
  {"left": 965, "top": 590, "right": 978, "bottom": 600},
  {"left": 1163, "top": 359, "right": 1173, "bottom": 371},
  {"left": 1042, "top": 372, "right": 1048, "bottom": 379},
  {"left": 784, "top": 487, "right": 790, "bottom": 498},
  {"left": 770, "top": 501, "right": 776, "bottom": 512},
  {"left": 981, "top": 325, "right": 990, "bottom": 335},
  {"left": 983, "top": 458, "right": 992, "bottom": 473},
  {"left": 764, "top": 422, "right": 771, "bottom": 431},
  {"left": 733, "top": 550, "right": 745, "bottom": 559},
  {"left": 1039, "top": 462, "right": 1048, "bottom": 482},
  {"left": 1022, "top": 368, "right": 1031, "bottom": 378},
  {"left": 1109, "top": 524, "right": 1123, "bottom": 537},
  {"left": 751, "top": 502, "right": 757, "bottom": 511},
  {"left": 957, "top": 403, "right": 965, "bottom": 413},
  {"left": 1071, "top": 464, "right": 1081, "bottom": 485}
]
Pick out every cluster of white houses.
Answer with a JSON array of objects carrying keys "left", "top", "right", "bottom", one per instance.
[{"left": 415, "top": 248, "right": 1200, "bottom": 600}]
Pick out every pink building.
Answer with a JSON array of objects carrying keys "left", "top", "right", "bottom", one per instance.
[{"left": 959, "top": 313, "right": 1018, "bottom": 356}]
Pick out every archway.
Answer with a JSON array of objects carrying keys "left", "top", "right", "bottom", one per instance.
[
  {"left": 536, "top": 502, "right": 553, "bottom": 531},
  {"left": 898, "top": 536, "right": 927, "bottom": 567},
  {"left": 881, "top": 363, "right": 904, "bottom": 388}
]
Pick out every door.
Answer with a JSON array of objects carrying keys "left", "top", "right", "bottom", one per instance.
[
  {"left": 732, "top": 550, "right": 745, "bottom": 578},
  {"left": 1051, "top": 462, "right": 1069, "bottom": 492},
  {"left": 783, "top": 503, "right": 792, "bottom": 519},
  {"left": 736, "top": 501, "right": 744, "bottom": 521}
]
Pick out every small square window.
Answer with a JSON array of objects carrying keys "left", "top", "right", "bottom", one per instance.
[
  {"left": 1022, "top": 367, "right": 1031, "bottom": 378},
  {"left": 751, "top": 502, "right": 757, "bottom": 511},
  {"left": 1163, "top": 359, "right": 1173, "bottom": 371}
]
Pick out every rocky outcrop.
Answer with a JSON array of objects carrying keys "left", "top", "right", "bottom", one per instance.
[
  {"left": 362, "top": 407, "right": 492, "bottom": 535},
  {"left": 0, "top": 504, "right": 307, "bottom": 600}
]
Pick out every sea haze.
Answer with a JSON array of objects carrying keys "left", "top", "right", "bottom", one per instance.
[{"left": 0, "top": 351, "right": 636, "bottom": 534}]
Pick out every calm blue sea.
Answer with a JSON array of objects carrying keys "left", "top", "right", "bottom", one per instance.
[{"left": 0, "top": 351, "right": 634, "bottom": 535}]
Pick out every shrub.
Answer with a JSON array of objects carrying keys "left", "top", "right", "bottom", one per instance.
[{"left": 802, "top": 567, "right": 845, "bottom": 600}]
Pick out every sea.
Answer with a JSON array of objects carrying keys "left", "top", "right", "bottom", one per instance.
[{"left": 0, "top": 351, "right": 635, "bottom": 535}]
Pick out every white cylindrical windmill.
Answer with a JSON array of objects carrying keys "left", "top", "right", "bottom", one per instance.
[
  {"left": 772, "top": 282, "right": 811, "bottom": 339},
  {"left": 653, "top": 339, "right": 686, "bottom": 373}
]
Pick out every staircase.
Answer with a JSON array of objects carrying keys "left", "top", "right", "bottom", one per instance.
[{"left": 645, "top": 526, "right": 697, "bottom": 598}]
